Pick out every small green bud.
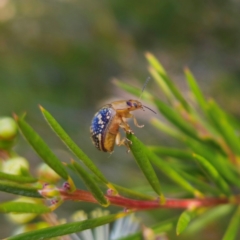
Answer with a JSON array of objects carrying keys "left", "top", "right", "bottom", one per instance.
[
  {"left": 0, "top": 117, "right": 18, "bottom": 149},
  {"left": 38, "top": 184, "right": 63, "bottom": 210},
  {"left": 37, "top": 163, "right": 61, "bottom": 183},
  {"left": 2, "top": 157, "right": 29, "bottom": 175},
  {"left": 90, "top": 208, "right": 110, "bottom": 218},
  {"left": 0, "top": 117, "right": 17, "bottom": 140},
  {"left": 38, "top": 184, "right": 60, "bottom": 199},
  {"left": 71, "top": 210, "right": 88, "bottom": 221}
]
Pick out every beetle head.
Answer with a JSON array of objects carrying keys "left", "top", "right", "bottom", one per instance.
[
  {"left": 126, "top": 100, "right": 143, "bottom": 111},
  {"left": 126, "top": 99, "right": 156, "bottom": 114}
]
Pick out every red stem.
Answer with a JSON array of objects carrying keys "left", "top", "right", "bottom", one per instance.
[{"left": 60, "top": 189, "right": 237, "bottom": 210}]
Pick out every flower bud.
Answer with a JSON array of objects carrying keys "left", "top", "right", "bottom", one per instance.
[
  {"left": 37, "top": 163, "right": 61, "bottom": 183},
  {"left": 90, "top": 208, "right": 109, "bottom": 218},
  {"left": 38, "top": 184, "right": 60, "bottom": 199},
  {"left": 2, "top": 156, "right": 29, "bottom": 175},
  {"left": 62, "top": 182, "right": 71, "bottom": 191},
  {"left": 0, "top": 117, "right": 17, "bottom": 139},
  {"left": 0, "top": 117, "right": 18, "bottom": 149},
  {"left": 71, "top": 211, "right": 88, "bottom": 222}
]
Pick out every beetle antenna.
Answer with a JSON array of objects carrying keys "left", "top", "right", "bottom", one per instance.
[
  {"left": 143, "top": 105, "right": 157, "bottom": 114},
  {"left": 139, "top": 77, "right": 151, "bottom": 100}
]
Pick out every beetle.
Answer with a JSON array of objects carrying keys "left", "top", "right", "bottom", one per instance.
[
  {"left": 90, "top": 99, "right": 156, "bottom": 153},
  {"left": 90, "top": 77, "right": 155, "bottom": 153}
]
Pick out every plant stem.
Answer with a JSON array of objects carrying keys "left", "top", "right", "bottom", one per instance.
[{"left": 59, "top": 189, "right": 237, "bottom": 211}]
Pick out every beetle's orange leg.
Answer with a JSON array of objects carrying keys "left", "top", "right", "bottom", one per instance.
[
  {"left": 133, "top": 115, "right": 144, "bottom": 128},
  {"left": 123, "top": 112, "right": 144, "bottom": 128},
  {"left": 125, "top": 113, "right": 143, "bottom": 128},
  {"left": 119, "top": 119, "right": 134, "bottom": 134},
  {"left": 115, "top": 132, "right": 132, "bottom": 152}
]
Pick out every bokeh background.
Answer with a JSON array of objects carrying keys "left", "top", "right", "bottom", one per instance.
[{"left": 1, "top": 0, "right": 240, "bottom": 239}]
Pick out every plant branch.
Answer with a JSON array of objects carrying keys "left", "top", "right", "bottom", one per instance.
[{"left": 59, "top": 189, "right": 238, "bottom": 211}]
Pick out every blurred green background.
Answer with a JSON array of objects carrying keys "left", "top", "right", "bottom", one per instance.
[{"left": 1, "top": 0, "right": 240, "bottom": 239}]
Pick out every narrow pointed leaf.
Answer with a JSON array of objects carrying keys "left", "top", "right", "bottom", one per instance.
[
  {"left": 148, "top": 66, "right": 174, "bottom": 102},
  {"left": 15, "top": 115, "right": 69, "bottom": 181},
  {"left": 193, "top": 154, "right": 231, "bottom": 196},
  {"left": 173, "top": 169, "right": 222, "bottom": 196},
  {"left": 40, "top": 106, "right": 109, "bottom": 185},
  {"left": 0, "top": 181, "right": 42, "bottom": 198},
  {"left": 184, "top": 68, "right": 207, "bottom": 111},
  {"left": 0, "top": 201, "right": 50, "bottom": 214},
  {"left": 7, "top": 212, "right": 128, "bottom": 240},
  {"left": 145, "top": 52, "right": 167, "bottom": 75},
  {"left": 111, "top": 183, "right": 155, "bottom": 201},
  {"left": 222, "top": 206, "right": 240, "bottom": 240},
  {"left": 151, "top": 217, "right": 178, "bottom": 235},
  {"left": 152, "top": 117, "right": 222, "bottom": 157},
  {"left": 72, "top": 161, "right": 109, "bottom": 207},
  {"left": 150, "top": 118, "right": 183, "bottom": 140},
  {"left": 185, "top": 139, "right": 240, "bottom": 187},
  {"left": 177, "top": 210, "right": 196, "bottom": 235},
  {"left": 90, "top": 174, "right": 155, "bottom": 201},
  {"left": 0, "top": 171, "right": 37, "bottom": 183},
  {"left": 127, "top": 134, "right": 164, "bottom": 201},
  {"left": 206, "top": 100, "right": 240, "bottom": 156},
  {"left": 146, "top": 53, "right": 190, "bottom": 111},
  {"left": 160, "top": 75, "right": 191, "bottom": 111},
  {"left": 187, "top": 205, "right": 234, "bottom": 234},
  {"left": 148, "top": 146, "right": 193, "bottom": 159},
  {"left": 146, "top": 150, "right": 202, "bottom": 197},
  {"left": 154, "top": 99, "right": 199, "bottom": 141}
]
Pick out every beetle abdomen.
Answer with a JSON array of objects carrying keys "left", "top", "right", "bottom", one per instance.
[{"left": 90, "top": 105, "right": 115, "bottom": 151}]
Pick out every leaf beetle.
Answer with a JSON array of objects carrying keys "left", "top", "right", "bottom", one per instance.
[{"left": 90, "top": 80, "right": 156, "bottom": 153}]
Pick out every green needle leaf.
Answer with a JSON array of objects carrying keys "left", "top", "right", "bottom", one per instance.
[
  {"left": 150, "top": 118, "right": 183, "bottom": 140},
  {"left": 184, "top": 68, "right": 208, "bottom": 111},
  {"left": 91, "top": 175, "right": 155, "bottom": 200},
  {"left": 40, "top": 106, "right": 109, "bottom": 186},
  {"left": 127, "top": 134, "right": 164, "bottom": 202},
  {"left": 184, "top": 138, "right": 240, "bottom": 187},
  {"left": 187, "top": 205, "right": 234, "bottom": 234},
  {"left": 0, "top": 201, "right": 50, "bottom": 214},
  {"left": 0, "top": 171, "right": 37, "bottom": 183},
  {"left": 145, "top": 52, "right": 167, "bottom": 75},
  {"left": 148, "top": 66, "right": 175, "bottom": 103},
  {"left": 110, "top": 183, "right": 155, "bottom": 201},
  {"left": 173, "top": 169, "right": 222, "bottom": 196},
  {"left": 0, "top": 181, "right": 42, "bottom": 198},
  {"left": 193, "top": 154, "right": 231, "bottom": 197},
  {"left": 154, "top": 99, "right": 199, "bottom": 141},
  {"left": 222, "top": 206, "right": 240, "bottom": 240},
  {"left": 146, "top": 52, "right": 190, "bottom": 111},
  {"left": 206, "top": 100, "right": 240, "bottom": 156},
  {"left": 177, "top": 210, "right": 196, "bottom": 235},
  {"left": 148, "top": 146, "right": 193, "bottom": 159},
  {"left": 72, "top": 161, "right": 109, "bottom": 207},
  {"left": 7, "top": 212, "right": 128, "bottom": 240},
  {"left": 146, "top": 150, "right": 202, "bottom": 197},
  {"left": 15, "top": 115, "right": 69, "bottom": 181}
]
